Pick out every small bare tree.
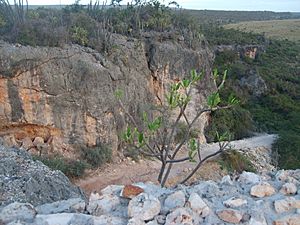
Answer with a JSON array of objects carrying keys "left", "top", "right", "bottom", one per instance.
[{"left": 116, "top": 69, "right": 238, "bottom": 187}]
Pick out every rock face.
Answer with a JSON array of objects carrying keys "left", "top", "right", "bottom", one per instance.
[
  {"left": 0, "top": 145, "right": 85, "bottom": 208},
  {"left": 0, "top": 36, "right": 214, "bottom": 156},
  {"left": 2, "top": 169, "right": 300, "bottom": 225}
]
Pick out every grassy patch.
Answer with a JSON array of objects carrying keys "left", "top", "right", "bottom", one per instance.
[{"left": 224, "top": 19, "right": 300, "bottom": 43}]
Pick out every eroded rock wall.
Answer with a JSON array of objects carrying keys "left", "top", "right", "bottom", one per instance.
[{"left": 0, "top": 34, "right": 214, "bottom": 156}]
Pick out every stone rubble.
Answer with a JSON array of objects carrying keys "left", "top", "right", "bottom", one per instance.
[{"left": 1, "top": 169, "right": 300, "bottom": 225}]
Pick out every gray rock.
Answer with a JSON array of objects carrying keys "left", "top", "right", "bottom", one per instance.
[
  {"left": 35, "top": 213, "right": 83, "bottom": 225},
  {"left": 101, "top": 185, "right": 124, "bottom": 196},
  {"left": 0, "top": 145, "right": 85, "bottom": 207},
  {"left": 238, "top": 171, "right": 261, "bottom": 184},
  {"left": 163, "top": 190, "right": 186, "bottom": 212},
  {"left": 93, "top": 215, "right": 127, "bottom": 225},
  {"left": 223, "top": 197, "right": 247, "bottom": 208},
  {"left": 221, "top": 175, "right": 234, "bottom": 186},
  {"left": 36, "top": 198, "right": 85, "bottom": 214},
  {"left": 87, "top": 193, "right": 125, "bottom": 217},
  {"left": 0, "top": 202, "right": 36, "bottom": 224},
  {"left": 154, "top": 215, "right": 166, "bottom": 224},
  {"left": 127, "top": 218, "right": 147, "bottom": 225},
  {"left": 249, "top": 215, "right": 268, "bottom": 225},
  {"left": 280, "top": 182, "right": 297, "bottom": 195},
  {"left": 128, "top": 193, "right": 161, "bottom": 221},
  {"left": 146, "top": 220, "right": 159, "bottom": 225}
]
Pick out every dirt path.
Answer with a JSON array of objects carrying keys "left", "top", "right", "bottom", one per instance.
[{"left": 75, "top": 134, "right": 277, "bottom": 195}]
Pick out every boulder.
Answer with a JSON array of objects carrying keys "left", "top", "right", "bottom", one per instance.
[
  {"left": 163, "top": 191, "right": 186, "bottom": 212},
  {"left": 280, "top": 183, "right": 297, "bottom": 195},
  {"left": 165, "top": 208, "right": 194, "bottom": 225},
  {"left": 128, "top": 193, "right": 161, "bottom": 221},
  {"left": 186, "top": 193, "right": 210, "bottom": 217},
  {"left": 223, "top": 197, "right": 247, "bottom": 208},
  {"left": 0, "top": 202, "right": 36, "bottom": 224},
  {"left": 87, "top": 194, "right": 122, "bottom": 216},
  {"left": 36, "top": 198, "right": 85, "bottom": 214},
  {"left": 250, "top": 182, "right": 276, "bottom": 197},
  {"left": 217, "top": 209, "right": 243, "bottom": 224},
  {"left": 238, "top": 171, "right": 261, "bottom": 184}
]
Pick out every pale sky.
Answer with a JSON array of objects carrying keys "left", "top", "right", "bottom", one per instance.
[{"left": 23, "top": 0, "right": 300, "bottom": 12}]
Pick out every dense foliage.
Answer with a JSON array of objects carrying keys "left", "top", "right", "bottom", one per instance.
[
  {"left": 208, "top": 27, "right": 300, "bottom": 169},
  {"left": 0, "top": 0, "right": 206, "bottom": 50}
]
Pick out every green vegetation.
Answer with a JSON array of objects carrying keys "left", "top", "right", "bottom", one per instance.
[
  {"left": 33, "top": 143, "right": 112, "bottom": 178},
  {"left": 205, "top": 106, "right": 254, "bottom": 142},
  {"left": 0, "top": 0, "right": 205, "bottom": 50},
  {"left": 224, "top": 19, "right": 300, "bottom": 43},
  {"left": 218, "top": 150, "right": 256, "bottom": 174},
  {"left": 209, "top": 27, "right": 300, "bottom": 169},
  {"left": 33, "top": 155, "right": 89, "bottom": 178},
  {"left": 81, "top": 144, "right": 112, "bottom": 167}
]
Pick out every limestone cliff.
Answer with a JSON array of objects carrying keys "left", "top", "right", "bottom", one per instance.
[{"left": 0, "top": 34, "right": 215, "bottom": 157}]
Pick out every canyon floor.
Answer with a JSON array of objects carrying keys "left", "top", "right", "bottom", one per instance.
[{"left": 76, "top": 134, "right": 277, "bottom": 195}]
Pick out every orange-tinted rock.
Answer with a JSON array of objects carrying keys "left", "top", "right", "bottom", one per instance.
[
  {"left": 217, "top": 209, "right": 243, "bottom": 224},
  {"left": 121, "top": 185, "right": 144, "bottom": 199},
  {"left": 250, "top": 182, "right": 276, "bottom": 198}
]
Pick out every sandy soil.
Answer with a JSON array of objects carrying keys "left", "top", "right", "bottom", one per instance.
[{"left": 75, "top": 134, "right": 277, "bottom": 195}]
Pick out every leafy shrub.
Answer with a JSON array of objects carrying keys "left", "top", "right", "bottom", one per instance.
[
  {"left": 218, "top": 149, "right": 256, "bottom": 174},
  {"left": 81, "top": 144, "right": 112, "bottom": 168},
  {"left": 205, "top": 106, "right": 254, "bottom": 142}
]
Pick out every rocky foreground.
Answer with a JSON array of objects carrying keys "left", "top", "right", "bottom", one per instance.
[{"left": 1, "top": 146, "right": 300, "bottom": 225}]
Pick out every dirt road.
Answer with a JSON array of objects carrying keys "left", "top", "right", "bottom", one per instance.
[{"left": 75, "top": 134, "right": 277, "bottom": 194}]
